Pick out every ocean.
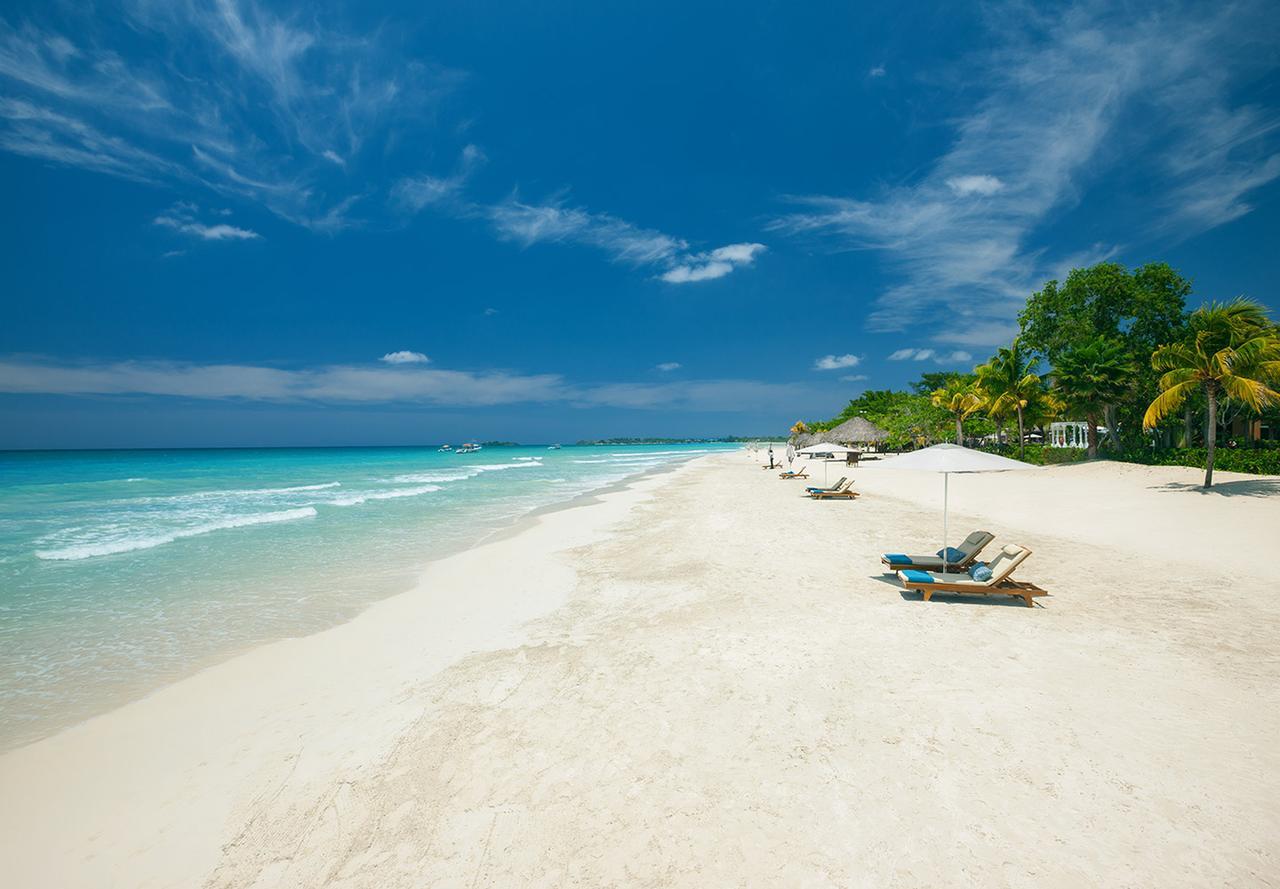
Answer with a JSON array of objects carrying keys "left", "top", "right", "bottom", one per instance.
[{"left": 0, "top": 443, "right": 736, "bottom": 749}]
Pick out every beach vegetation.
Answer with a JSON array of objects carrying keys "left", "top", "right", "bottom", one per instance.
[
  {"left": 975, "top": 340, "right": 1042, "bottom": 459},
  {"left": 1051, "top": 337, "right": 1136, "bottom": 458},
  {"left": 805, "top": 261, "right": 1280, "bottom": 482},
  {"left": 1142, "top": 298, "right": 1280, "bottom": 487}
]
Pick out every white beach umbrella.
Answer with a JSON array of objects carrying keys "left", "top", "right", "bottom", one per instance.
[
  {"left": 798, "top": 443, "right": 855, "bottom": 483},
  {"left": 878, "top": 444, "right": 1034, "bottom": 571}
]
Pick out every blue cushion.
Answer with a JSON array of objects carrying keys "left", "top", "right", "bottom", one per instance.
[
  {"left": 900, "top": 569, "right": 933, "bottom": 584},
  {"left": 883, "top": 553, "right": 912, "bottom": 565},
  {"left": 969, "top": 563, "right": 993, "bottom": 582},
  {"left": 936, "top": 546, "right": 966, "bottom": 563}
]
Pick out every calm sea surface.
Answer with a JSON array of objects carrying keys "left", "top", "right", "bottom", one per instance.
[{"left": 0, "top": 444, "right": 735, "bottom": 749}]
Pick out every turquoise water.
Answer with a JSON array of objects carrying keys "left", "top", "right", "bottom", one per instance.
[{"left": 0, "top": 444, "right": 735, "bottom": 749}]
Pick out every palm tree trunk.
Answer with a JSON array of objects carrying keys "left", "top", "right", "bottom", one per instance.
[
  {"left": 1183, "top": 405, "right": 1194, "bottom": 447},
  {"left": 1086, "top": 413, "right": 1099, "bottom": 459},
  {"left": 1104, "top": 404, "right": 1119, "bottom": 450},
  {"left": 955, "top": 416, "right": 963, "bottom": 445},
  {"left": 1016, "top": 405, "right": 1025, "bottom": 459},
  {"left": 1204, "top": 386, "right": 1217, "bottom": 488}
]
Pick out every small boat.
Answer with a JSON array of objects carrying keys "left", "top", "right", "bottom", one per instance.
[
  {"left": 456, "top": 442, "right": 483, "bottom": 454},
  {"left": 547, "top": 444, "right": 561, "bottom": 450},
  {"left": 438, "top": 444, "right": 453, "bottom": 452}
]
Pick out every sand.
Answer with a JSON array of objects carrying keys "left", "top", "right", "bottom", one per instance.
[{"left": 2, "top": 451, "right": 1278, "bottom": 887}]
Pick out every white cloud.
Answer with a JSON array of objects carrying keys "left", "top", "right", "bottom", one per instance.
[
  {"left": 814, "top": 354, "right": 862, "bottom": 371},
  {"left": 868, "top": 65, "right": 886, "bottom": 78},
  {"left": 889, "top": 348, "right": 972, "bottom": 364},
  {"left": 484, "top": 307, "right": 498, "bottom": 316},
  {"left": 0, "top": 9, "right": 464, "bottom": 230},
  {"left": 661, "top": 243, "right": 766, "bottom": 284},
  {"left": 839, "top": 374, "right": 868, "bottom": 382},
  {"left": 379, "top": 351, "right": 430, "bottom": 365},
  {"left": 769, "top": 2, "right": 1280, "bottom": 345},
  {"left": 0, "top": 356, "right": 823, "bottom": 414},
  {"left": 945, "top": 175, "right": 1004, "bottom": 196},
  {"left": 153, "top": 202, "right": 259, "bottom": 241},
  {"left": 655, "top": 362, "right": 681, "bottom": 372},
  {"left": 391, "top": 145, "right": 485, "bottom": 212}
]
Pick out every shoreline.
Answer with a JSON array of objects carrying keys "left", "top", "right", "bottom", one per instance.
[
  {"left": 0, "top": 453, "right": 704, "bottom": 754},
  {"left": 3, "top": 450, "right": 1278, "bottom": 887},
  {"left": 0, "top": 454, "right": 712, "bottom": 888}
]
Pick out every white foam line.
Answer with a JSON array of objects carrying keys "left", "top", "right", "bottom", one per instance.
[
  {"left": 329, "top": 485, "right": 442, "bottom": 507},
  {"left": 34, "top": 508, "right": 318, "bottom": 561}
]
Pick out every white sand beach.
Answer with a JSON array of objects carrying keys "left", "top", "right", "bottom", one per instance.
[{"left": 2, "top": 451, "right": 1279, "bottom": 888}]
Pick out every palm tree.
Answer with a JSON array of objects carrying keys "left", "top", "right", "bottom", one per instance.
[
  {"left": 1143, "top": 298, "right": 1280, "bottom": 487},
  {"left": 931, "top": 379, "right": 986, "bottom": 445},
  {"left": 1052, "top": 337, "right": 1135, "bottom": 459},
  {"left": 976, "top": 339, "right": 1042, "bottom": 459}
]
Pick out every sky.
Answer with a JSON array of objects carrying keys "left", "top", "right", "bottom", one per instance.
[{"left": 2, "top": 0, "right": 1279, "bottom": 448}]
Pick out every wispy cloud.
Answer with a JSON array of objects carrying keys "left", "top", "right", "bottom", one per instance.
[
  {"left": 770, "top": 1, "right": 1280, "bottom": 345},
  {"left": 813, "top": 354, "right": 861, "bottom": 371},
  {"left": 655, "top": 362, "right": 681, "bottom": 372},
  {"left": 0, "top": 356, "right": 822, "bottom": 413},
  {"left": 839, "top": 374, "right": 868, "bottom": 382},
  {"left": 889, "top": 348, "right": 972, "bottom": 364},
  {"left": 153, "top": 202, "right": 259, "bottom": 241},
  {"left": 868, "top": 65, "right": 886, "bottom": 78},
  {"left": 0, "top": 4, "right": 464, "bottom": 230},
  {"left": 379, "top": 351, "right": 430, "bottom": 365},
  {"left": 390, "top": 145, "right": 485, "bottom": 213}
]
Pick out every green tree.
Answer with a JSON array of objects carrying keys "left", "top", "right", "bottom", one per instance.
[
  {"left": 1143, "top": 299, "right": 1280, "bottom": 487},
  {"left": 976, "top": 339, "right": 1042, "bottom": 459},
  {"left": 1051, "top": 337, "right": 1136, "bottom": 458},
  {"left": 1019, "top": 262, "right": 1190, "bottom": 446},
  {"left": 931, "top": 378, "right": 986, "bottom": 445}
]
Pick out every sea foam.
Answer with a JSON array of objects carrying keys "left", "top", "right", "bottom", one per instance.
[{"left": 34, "top": 507, "right": 318, "bottom": 561}]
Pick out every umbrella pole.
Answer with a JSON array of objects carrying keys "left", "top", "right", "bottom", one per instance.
[{"left": 943, "top": 472, "right": 949, "bottom": 573}]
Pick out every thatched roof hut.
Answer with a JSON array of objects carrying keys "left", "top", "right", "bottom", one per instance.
[{"left": 820, "top": 416, "right": 889, "bottom": 445}]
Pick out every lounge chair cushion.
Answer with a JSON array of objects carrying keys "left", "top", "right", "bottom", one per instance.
[
  {"left": 883, "top": 553, "right": 911, "bottom": 565},
  {"left": 901, "top": 569, "right": 933, "bottom": 584},
  {"left": 936, "top": 546, "right": 966, "bottom": 563},
  {"left": 968, "top": 563, "right": 993, "bottom": 581}
]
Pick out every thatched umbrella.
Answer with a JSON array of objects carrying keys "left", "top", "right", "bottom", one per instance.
[{"left": 821, "top": 416, "right": 889, "bottom": 447}]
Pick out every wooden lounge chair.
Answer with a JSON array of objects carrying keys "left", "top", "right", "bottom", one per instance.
[
  {"left": 879, "top": 530, "right": 995, "bottom": 572},
  {"left": 778, "top": 467, "right": 810, "bottom": 479},
  {"left": 809, "top": 479, "right": 859, "bottom": 500},
  {"left": 895, "top": 544, "right": 1047, "bottom": 607},
  {"left": 804, "top": 477, "right": 846, "bottom": 494}
]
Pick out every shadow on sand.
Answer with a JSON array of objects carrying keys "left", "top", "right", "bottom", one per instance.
[
  {"left": 867, "top": 574, "right": 1041, "bottom": 608},
  {"left": 1149, "top": 477, "right": 1280, "bottom": 498}
]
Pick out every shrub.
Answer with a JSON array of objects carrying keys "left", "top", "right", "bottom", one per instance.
[{"left": 1115, "top": 447, "right": 1280, "bottom": 476}]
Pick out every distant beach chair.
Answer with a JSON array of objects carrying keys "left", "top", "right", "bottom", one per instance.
[
  {"left": 880, "top": 530, "right": 995, "bottom": 572},
  {"left": 804, "top": 477, "right": 847, "bottom": 494},
  {"left": 808, "top": 479, "right": 858, "bottom": 499},
  {"left": 895, "top": 544, "right": 1047, "bottom": 607},
  {"left": 778, "top": 467, "right": 809, "bottom": 479}
]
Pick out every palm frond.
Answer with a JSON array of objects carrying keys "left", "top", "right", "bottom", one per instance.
[{"left": 1143, "top": 381, "right": 1198, "bottom": 429}]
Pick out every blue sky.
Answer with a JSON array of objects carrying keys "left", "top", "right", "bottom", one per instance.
[{"left": 2, "top": 0, "right": 1279, "bottom": 447}]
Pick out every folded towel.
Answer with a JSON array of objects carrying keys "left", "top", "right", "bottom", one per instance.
[
  {"left": 936, "top": 546, "right": 966, "bottom": 563},
  {"left": 883, "top": 553, "right": 912, "bottom": 564},
  {"left": 900, "top": 569, "right": 933, "bottom": 584},
  {"left": 968, "top": 563, "right": 993, "bottom": 582}
]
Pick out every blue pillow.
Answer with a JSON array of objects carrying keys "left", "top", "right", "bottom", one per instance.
[
  {"left": 900, "top": 569, "right": 933, "bottom": 584},
  {"left": 883, "top": 553, "right": 912, "bottom": 565},
  {"left": 936, "top": 546, "right": 966, "bottom": 563},
  {"left": 968, "top": 563, "right": 993, "bottom": 582}
]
